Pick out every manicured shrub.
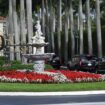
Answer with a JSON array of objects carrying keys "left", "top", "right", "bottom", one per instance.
[
  {"left": 11, "top": 60, "right": 21, "bottom": 65},
  {"left": 0, "top": 61, "right": 54, "bottom": 71},
  {"left": 54, "top": 25, "right": 105, "bottom": 59}
]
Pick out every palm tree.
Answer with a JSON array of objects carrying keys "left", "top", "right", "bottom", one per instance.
[
  {"left": 20, "top": 0, "right": 27, "bottom": 63},
  {"left": 49, "top": 0, "right": 55, "bottom": 52},
  {"left": 26, "top": 0, "right": 33, "bottom": 53},
  {"left": 86, "top": 0, "right": 93, "bottom": 55},
  {"left": 64, "top": 0, "right": 69, "bottom": 64},
  {"left": 8, "top": 0, "right": 14, "bottom": 61},
  {"left": 70, "top": 0, "right": 75, "bottom": 57},
  {"left": 79, "top": 0, "right": 83, "bottom": 54},
  {"left": 12, "top": 0, "right": 20, "bottom": 60},
  {"left": 57, "top": 0, "right": 62, "bottom": 58},
  {"left": 20, "top": 0, "right": 26, "bottom": 45},
  {"left": 95, "top": 0, "right": 102, "bottom": 57},
  {"left": 45, "top": 0, "right": 51, "bottom": 52},
  {"left": 41, "top": 0, "right": 45, "bottom": 36}
]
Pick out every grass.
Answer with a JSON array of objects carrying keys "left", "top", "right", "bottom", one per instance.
[{"left": 0, "top": 82, "right": 105, "bottom": 92}]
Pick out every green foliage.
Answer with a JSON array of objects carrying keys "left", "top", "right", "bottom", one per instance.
[
  {"left": 10, "top": 60, "right": 22, "bottom": 65},
  {"left": 0, "top": 56, "right": 6, "bottom": 67},
  {"left": 54, "top": 25, "right": 105, "bottom": 59},
  {"left": 0, "top": 56, "right": 5, "bottom": 60},
  {"left": 101, "top": 25, "right": 105, "bottom": 56},
  {"left": 0, "top": 60, "right": 5, "bottom": 67},
  {"left": 0, "top": 64, "right": 32, "bottom": 71},
  {"left": 0, "top": 58, "right": 54, "bottom": 71},
  {"left": 45, "top": 64, "right": 54, "bottom": 70},
  {"left": 0, "top": 0, "right": 8, "bottom": 16}
]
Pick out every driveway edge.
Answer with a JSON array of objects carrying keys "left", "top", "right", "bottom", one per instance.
[{"left": 0, "top": 90, "right": 105, "bottom": 96}]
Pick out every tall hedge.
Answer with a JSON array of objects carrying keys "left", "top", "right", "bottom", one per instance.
[{"left": 54, "top": 25, "right": 105, "bottom": 62}]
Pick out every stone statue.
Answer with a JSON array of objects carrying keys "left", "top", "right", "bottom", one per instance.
[
  {"left": 23, "top": 20, "right": 54, "bottom": 72},
  {"left": 35, "top": 20, "right": 43, "bottom": 36},
  {"left": 32, "top": 20, "right": 45, "bottom": 44},
  {"left": 31, "top": 20, "right": 45, "bottom": 54}
]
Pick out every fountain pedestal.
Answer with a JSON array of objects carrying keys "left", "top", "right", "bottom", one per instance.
[
  {"left": 34, "top": 60, "right": 44, "bottom": 72},
  {"left": 23, "top": 53, "right": 54, "bottom": 72},
  {"left": 23, "top": 20, "right": 54, "bottom": 72}
]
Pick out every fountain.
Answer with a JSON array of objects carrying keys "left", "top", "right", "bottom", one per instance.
[{"left": 23, "top": 20, "right": 54, "bottom": 72}]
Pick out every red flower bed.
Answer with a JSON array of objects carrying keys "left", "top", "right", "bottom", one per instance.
[
  {"left": 46, "top": 70, "right": 102, "bottom": 82},
  {"left": 60, "top": 70, "right": 101, "bottom": 82},
  {"left": 0, "top": 70, "right": 104, "bottom": 83},
  {"left": 0, "top": 70, "right": 54, "bottom": 83}
]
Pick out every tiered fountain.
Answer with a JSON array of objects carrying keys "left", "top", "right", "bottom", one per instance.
[{"left": 23, "top": 20, "right": 54, "bottom": 72}]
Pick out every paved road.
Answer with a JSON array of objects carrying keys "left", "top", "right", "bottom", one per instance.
[{"left": 0, "top": 94, "right": 105, "bottom": 105}]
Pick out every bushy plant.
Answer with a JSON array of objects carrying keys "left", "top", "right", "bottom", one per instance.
[
  {"left": 0, "top": 56, "right": 6, "bottom": 67},
  {"left": 0, "top": 60, "right": 54, "bottom": 71},
  {"left": 10, "top": 60, "right": 22, "bottom": 65},
  {"left": 45, "top": 64, "right": 54, "bottom": 70}
]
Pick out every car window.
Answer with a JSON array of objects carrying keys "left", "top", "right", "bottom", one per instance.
[
  {"left": 72, "top": 58, "right": 76, "bottom": 62},
  {"left": 72, "top": 57, "right": 78, "bottom": 62},
  {"left": 85, "top": 56, "right": 93, "bottom": 60},
  {"left": 81, "top": 58, "right": 87, "bottom": 62}
]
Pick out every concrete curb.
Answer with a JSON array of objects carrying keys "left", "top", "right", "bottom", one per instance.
[{"left": 0, "top": 90, "right": 105, "bottom": 96}]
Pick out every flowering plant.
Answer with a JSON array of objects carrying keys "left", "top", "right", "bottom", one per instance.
[{"left": 0, "top": 70, "right": 104, "bottom": 83}]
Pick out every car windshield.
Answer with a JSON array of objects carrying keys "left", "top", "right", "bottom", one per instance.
[
  {"left": 81, "top": 58, "right": 88, "bottom": 62},
  {"left": 85, "top": 55, "right": 97, "bottom": 61}
]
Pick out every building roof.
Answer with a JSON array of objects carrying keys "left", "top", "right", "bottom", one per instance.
[
  {"left": 0, "top": 16, "right": 6, "bottom": 23},
  {"left": 0, "top": 16, "right": 5, "bottom": 20}
]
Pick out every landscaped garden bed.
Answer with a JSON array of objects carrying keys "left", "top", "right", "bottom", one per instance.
[{"left": 0, "top": 70, "right": 105, "bottom": 83}]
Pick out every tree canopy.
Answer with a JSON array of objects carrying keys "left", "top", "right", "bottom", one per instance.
[{"left": 0, "top": 0, "right": 8, "bottom": 16}]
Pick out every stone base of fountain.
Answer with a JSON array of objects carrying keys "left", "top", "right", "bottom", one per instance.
[
  {"left": 33, "top": 60, "right": 45, "bottom": 72},
  {"left": 23, "top": 53, "right": 54, "bottom": 72}
]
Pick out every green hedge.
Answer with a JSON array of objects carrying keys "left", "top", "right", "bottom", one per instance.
[
  {"left": 84, "top": 26, "right": 105, "bottom": 56},
  {"left": 0, "top": 57, "right": 54, "bottom": 71},
  {"left": 54, "top": 25, "right": 105, "bottom": 60},
  {"left": 0, "top": 63, "right": 54, "bottom": 71}
]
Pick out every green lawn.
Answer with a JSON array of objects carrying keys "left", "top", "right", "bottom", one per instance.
[{"left": 0, "top": 82, "right": 105, "bottom": 92}]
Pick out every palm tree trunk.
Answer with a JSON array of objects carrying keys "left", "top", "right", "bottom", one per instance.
[
  {"left": 20, "top": 0, "right": 26, "bottom": 47},
  {"left": 20, "top": 0, "right": 27, "bottom": 63},
  {"left": 12, "top": 0, "right": 20, "bottom": 60},
  {"left": 53, "top": 8, "right": 56, "bottom": 33},
  {"left": 57, "top": 0, "right": 62, "bottom": 58},
  {"left": 49, "top": 0, "right": 55, "bottom": 52},
  {"left": 26, "top": 0, "right": 33, "bottom": 53},
  {"left": 86, "top": 0, "right": 93, "bottom": 55},
  {"left": 8, "top": 0, "right": 14, "bottom": 61},
  {"left": 64, "top": 0, "right": 68, "bottom": 64},
  {"left": 79, "top": 0, "right": 83, "bottom": 54},
  {"left": 96, "top": 0, "right": 102, "bottom": 57},
  {"left": 70, "top": 0, "right": 75, "bottom": 57},
  {"left": 41, "top": 0, "right": 45, "bottom": 36},
  {"left": 45, "top": 0, "right": 51, "bottom": 52}
]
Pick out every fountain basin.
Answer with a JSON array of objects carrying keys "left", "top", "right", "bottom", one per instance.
[
  {"left": 27, "top": 43, "right": 49, "bottom": 47},
  {"left": 22, "top": 53, "right": 55, "bottom": 72},
  {"left": 22, "top": 53, "right": 54, "bottom": 60}
]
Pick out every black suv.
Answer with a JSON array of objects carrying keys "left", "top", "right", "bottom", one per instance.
[
  {"left": 67, "top": 55, "right": 99, "bottom": 73},
  {"left": 47, "top": 54, "right": 61, "bottom": 70},
  {"left": 97, "top": 57, "right": 105, "bottom": 73}
]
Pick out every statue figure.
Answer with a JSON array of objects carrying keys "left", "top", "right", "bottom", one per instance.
[
  {"left": 32, "top": 20, "right": 45, "bottom": 44},
  {"left": 31, "top": 20, "right": 45, "bottom": 54},
  {"left": 35, "top": 20, "right": 43, "bottom": 36}
]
